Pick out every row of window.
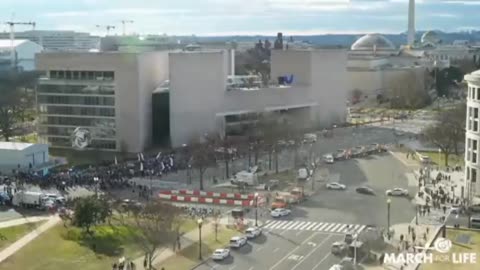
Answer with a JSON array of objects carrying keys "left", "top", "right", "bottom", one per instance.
[
  {"left": 467, "top": 106, "right": 479, "bottom": 132},
  {"left": 49, "top": 70, "right": 115, "bottom": 81},
  {"left": 38, "top": 84, "right": 115, "bottom": 95},
  {"left": 38, "top": 95, "right": 115, "bottom": 106},
  {"left": 38, "top": 126, "right": 116, "bottom": 138},
  {"left": 39, "top": 116, "right": 116, "bottom": 127},
  {"left": 468, "top": 86, "right": 480, "bottom": 101},
  {"left": 39, "top": 105, "right": 115, "bottom": 117},
  {"left": 466, "top": 138, "right": 478, "bottom": 163},
  {"left": 47, "top": 137, "right": 117, "bottom": 150},
  {"left": 466, "top": 166, "right": 477, "bottom": 183}
]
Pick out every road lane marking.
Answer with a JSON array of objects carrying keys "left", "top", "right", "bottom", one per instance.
[
  {"left": 269, "top": 232, "right": 322, "bottom": 270},
  {"left": 271, "top": 221, "right": 287, "bottom": 229},
  {"left": 291, "top": 235, "right": 332, "bottom": 270},
  {"left": 337, "top": 224, "right": 348, "bottom": 233},
  {"left": 330, "top": 223, "right": 343, "bottom": 232},
  {"left": 311, "top": 222, "right": 324, "bottom": 230},
  {"left": 357, "top": 225, "right": 366, "bottom": 234},
  {"left": 324, "top": 223, "right": 337, "bottom": 232},
  {"left": 292, "top": 221, "right": 306, "bottom": 230},
  {"left": 284, "top": 221, "right": 300, "bottom": 230},
  {"left": 312, "top": 252, "right": 332, "bottom": 270},
  {"left": 277, "top": 221, "right": 291, "bottom": 230},
  {"left": 351, "top": 224, "right": 360, "bottom": 233},
  {"left": 264, "top": 220, "right": 280, "bottom": 229},
  {"left": 317, "top": 223, "right": 329, "bottom": 231},
  {"left": 305, "top": 222, "right": 317, "bottom": 230},
  {"left": 298, "top": 222, "right": 312, "bottom": 230},
  {"left": 265, "top": 220, "right": 272, "bottom": 225}
]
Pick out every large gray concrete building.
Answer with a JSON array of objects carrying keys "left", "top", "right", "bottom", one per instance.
[
  {"left": 465, "top": 69, "right": 480, "bottom": 202},
  {"left": 169, "top": 49, "right": 348, "bottom": 147},
  {"left": 35, "top": 51, "right": 169, "bottom": 152}
]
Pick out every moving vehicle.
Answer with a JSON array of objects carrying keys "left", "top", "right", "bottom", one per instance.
[
  {"left": 12, "top": 191, "right": 48, "bottom": 209},
  {"left": 229, "top": 236, "right": 247, "bottom": 248},
  {"left": 271, "top": 188, "right": 304, "bottom": 209},
  {"left": 351, "top": 146, "right": 366, "bottom": 158},
  {"left": 331, "top": 241, "right": 348, "bottom": 255},
  {"left": 356, "top": 186, "right": 375, "bottom": 195},
  {"left": 271, "top": 208, "right": 291, "bottom": 218},
  {"left": 386, "top": 188, "right": 409, "bottom": 197},
  {"left": 230, "top": 167, "right": 259, "bottom": 186},
  {"left": 334, "top": 149, "right": 347, "bottom": 160},
  {"left": 326, "top": 182, "right": 346, "bottom": 190},
  {"left": 271, "top": 196, "right": 291, "bottom": 209},
  {"left": 212, "top": 248, "right": 230, "bottom": 260},
  {"left": 366, "top": 144, "right": 386, "bottom": 155},
  {"left": 303, "top": 133, "right": 318, "bottom": 143},
  {"left": 245, "top": 227, "right": 262, "bottom": 239},
  {"left": 323, "top": 154, "right": 334, "bottom": 164},
  {"left": 45, "top": 193, "right": 66, "bottom": 204}
]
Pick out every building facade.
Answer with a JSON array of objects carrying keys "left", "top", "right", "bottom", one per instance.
[
  {"left": 0, "top": 39, "right": 43, "bottom": 71},
  {"left": 465, "top": 70, "right": 480, "bottom": 202},
  {"left": 0, "top": 142, "right": 49, "bottom": 173},
  {"left": 0, "top": 31, "right": 100, "bottom": 52},
  {"left": 168, "top": 49, "right": 348, "bottom": 147},
  {"left": 35, "top": 51, "right": 169, "bottom": 152}
]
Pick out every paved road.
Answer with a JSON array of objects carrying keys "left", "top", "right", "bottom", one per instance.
[{"left": 197, "top": 153, "right": 418, "bottom": 270}]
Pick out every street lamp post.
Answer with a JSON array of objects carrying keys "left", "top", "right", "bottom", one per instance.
[
  {"left": 438, "top": 148, "right": 441, "bottom": 167},
  {"left": 197, "top": 218, "right": 203, "bottom": 260},
  {"left": 254, "top": 192, "right": 259, "bottom": 226},
  {"left": 416, "top": 205, "right": 419, "bottom": 225},
  {"left": 93, "top": 177, "right": 99, "bottom": 197},
  {"left": 387, "top": 198, "right": 391, "bottom": 240}
]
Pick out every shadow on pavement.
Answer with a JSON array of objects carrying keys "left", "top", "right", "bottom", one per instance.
[
  {"left": 233, "top": 243, "right": 253, "bottom": 255},
  {"left": 212, "top": 255, "right": 235, "bottom": 265},
  {"left": 249, "top": 233, "right": 267, "bottom": 244}
]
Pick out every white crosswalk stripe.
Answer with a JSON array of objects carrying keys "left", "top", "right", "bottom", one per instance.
[{"left": 263, "top": 220, "right": 366, "bottom": 234}]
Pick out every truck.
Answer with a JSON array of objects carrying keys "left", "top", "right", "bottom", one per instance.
[
  {"left": 230, "top": 166, "right": 259, "bottom": 186},
  {"left": 12, "top": 191, "right": 47, "bottom": 209},
  {"left": 270, "top": 188, "right": 305, "bottom": 209}
]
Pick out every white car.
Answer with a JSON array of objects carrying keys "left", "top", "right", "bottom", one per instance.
[
  {"left": 386, "top": 188, "right": 409, "bottom": 197},
  {"left": 245, "top": 227, "right": 262, "bottom": 239},
  {"left": 323, "top": 154, "right": 334, "bottom": 164},
  {"left": 229, "top": 236, "right": 247, "bottom": 248},
  {"left": 326, "top": 182, "right": 346, "bottom": 190},
  {"left": 303, "top": 133, "right": 318, "bottom": 143},
  {"left": 270, "top": 208, "right": 291, "bottom": 218},
  {"left": 212, "top": 248, "right": 230, "bottom": 260}
]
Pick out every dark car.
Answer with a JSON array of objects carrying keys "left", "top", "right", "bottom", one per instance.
[{"left": 356, "top": 186, "right": 375, "bottom": 195}]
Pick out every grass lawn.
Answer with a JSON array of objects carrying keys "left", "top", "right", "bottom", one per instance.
[
  {"left": 421, "top": 229, "right": 480, "bottom": 270},
  {"left": 0, "top": 224, "right": 143, "bottom": 270},
  {"left": 0, "top": 221, "right": 45, "bottom": 251},
  {"left": 418, "top": 151, "right": 464, "bottom": 168},
  {"left": 158, "top": 226, "right": 239, "bottom": 270},
  {"left": 180, "top": 219, "right": 198, "bottom": 234}
]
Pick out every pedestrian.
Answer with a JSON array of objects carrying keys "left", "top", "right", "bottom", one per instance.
[
  {"left": 443, "top": 205, "right": 447, "bottom": 214},
  {"left": 407, "top": 225, "right": 411, "bottom": 235},
  {"left": 412, "top": 233, "right": 416, "bottom": 244}
]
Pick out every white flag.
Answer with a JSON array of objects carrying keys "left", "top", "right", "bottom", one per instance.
[
  {"left": 140, "top": 162, "right": 144, "bottom": 172},
  {"left": 137, "top": 153, "right": 141, "bottom": 162},
  {"left": 141, "top": 153, "right": 145, "bottom": 161},
  {"left": 114, "top": 156, "right": 118, "bottom": 165},
  {"left": 156, "top": 152, "right": 162, "bottom": 160},
  {"left": 169, "top": 157, "right": 174, "bottom": 167},
  {"left": 160, "top": 162, "right": 165, "bottom": 171}
]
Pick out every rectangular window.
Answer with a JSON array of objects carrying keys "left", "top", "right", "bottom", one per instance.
[
  {"left": 467, "top": 150, "right": 471, "bottom": 161},
  {"left": 477, "top": 88, "right": 480, "bottom": 101},
  {"left": 467, "top": 166, "right": 470, "bottom": 180},
  {"left": 473, "top": 152, "right": 477, "bottom": 163},
  {"left": 474, "top": 121, "right": 478, "bottom": 132},
  {"left": 468, "top": 120, "right": 472, "bottom": 130},
  {"left": 472, "top": 168, "right": 477, "bottom": 183},
  {"left": 475, "top": 108, "right": 479, "bottom": 119},
  {"left": 474, "top": 139, "right": 478, "bottom": 151}
]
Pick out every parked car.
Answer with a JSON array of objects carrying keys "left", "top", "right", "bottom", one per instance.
[
  {"left": 323, "top": 154, "right": 335, "bottom": 164},
  {"left": 229, "top": 236, "right": 247, "bottom": 248},
  {"left": 351, "top": 146, "right": 366, "bottom": 158},
  {"left": 303, "top": 133, "right": 318, "bottom": 144},
  {"left": 331, "top": 241, "right": 348, "bottom": 255},
  {"left": 356, "top": 186, "right": 375, "bottom": 195},
  {"left": 326, "top": 182, "right": 346, "bottom": 190},
  {"left": 334, "top": 149, "right": 347, "bottom": 160},
  {"left": 245, "top": 227, "right": 262, "bottom": 239},
  {"left": 386, "top": 188, "right": 409, "bottom": 197},
  {"left": 212, "top": 248, "right": 230, "bottom": 260},
  {"left": 270, "top": 208, "right": 291, "bottom": 218}
]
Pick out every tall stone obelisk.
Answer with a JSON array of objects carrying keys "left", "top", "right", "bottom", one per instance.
[{"left": 407, "top": 0, "right": 415, "bottom": 46}]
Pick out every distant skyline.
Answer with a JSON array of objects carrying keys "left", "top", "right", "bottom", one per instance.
[{"left": 1, "top": 0, "right": 480, "bottom": 36}]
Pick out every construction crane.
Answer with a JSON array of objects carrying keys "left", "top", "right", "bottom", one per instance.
[
  {"left": 3, "top": 21, "right": 36, "bottom": 68},
  {"left": 120, "top": 20, "right": 134, "bottom": 36},
  {"left": 95, "top": 25, "right": 116, "bottom": 36}
]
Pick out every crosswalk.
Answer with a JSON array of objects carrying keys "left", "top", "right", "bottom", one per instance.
[{"left": 263, "top": 220, "right": 366, "bottom": 234}]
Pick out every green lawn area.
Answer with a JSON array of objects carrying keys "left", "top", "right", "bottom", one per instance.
[
  {"left": 0, "top": 221, "right": 45, "bottom": 251},
  {"left": 0, "top": 224, "right": 143, "bottom": 270},
  {"left": 418, "top": 151, "right": 464, "bottom": 168},
  {"left": 158, "top": 225, "right": 239, "bottom": 270},
  {"left": 180, "top": 219, "right": 198, "bottom": 234},
  {"left": 421, "top": 229, "right": 480, "bottom": 270}
]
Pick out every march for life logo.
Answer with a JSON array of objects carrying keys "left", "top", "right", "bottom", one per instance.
[{"left": 383, "top": 237, "right": 477, "bottom": 265}]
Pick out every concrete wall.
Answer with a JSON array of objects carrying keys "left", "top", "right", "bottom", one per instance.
[
  {"left": 169, "top": 51, "right": 228, "bottom": 147},
  {"left": 271, "top": 50, "right": 312, "bottom": 86},
  {"left": 0, "top": 144, "right": 49, "bottom": 172}
]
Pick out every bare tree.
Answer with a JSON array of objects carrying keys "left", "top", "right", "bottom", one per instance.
[
  {"left": 0, "top": 70, "right": 39, "bottom": 141},
  {"left": 115, "top": 200, "right": 182, "bottom": 270},
  {"left": 188, "top": 135, "right": 217, "bottom": 190},
  {"left": 437, "top": 103, "right": 466, "bottom": 155},
  {"left": 389, "top": 70, "right": 430, "bottom": 109},
  {"left": 423, "top": 125, "right": 456, "bottom": 166},
  {"left": 257, "top": 114, "right": 283, "bottom": 173}
]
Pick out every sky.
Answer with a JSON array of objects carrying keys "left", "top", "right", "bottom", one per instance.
[{"left": 1, "top": 0, "right": 480, "bottom": 36}]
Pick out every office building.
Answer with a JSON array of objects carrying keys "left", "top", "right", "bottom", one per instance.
[
  {"left": 465, "top": 69, "right": 480, "bottom": 202},
  {"left": 0, "top": 30, "right": 100, "bottom": 52},
  {"left": 168, "top": 49, "right": 348, "bottom": 147},
  {"left": 35, "top": 51, "right": 169, "bottom": 152},
  {"left": 0, "top": 39, "right": 43, "bottom": 71},
  {"left": 0, "top": 142, "right": 49, "bottom": 173}
]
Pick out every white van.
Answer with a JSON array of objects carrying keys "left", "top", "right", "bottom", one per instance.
[{"left": 303, "top": 133, "right": 318, "bottom": 144}]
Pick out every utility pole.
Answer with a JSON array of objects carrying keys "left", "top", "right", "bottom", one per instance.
[
  {"left": 120, "top": 20, "right": 134, "bottom": 36},
  {"left": 96, "top": 24, "right": 116, "bottom": 36},
  {"left": 4, "top": 21, "right": 36, "bottom": 68}
]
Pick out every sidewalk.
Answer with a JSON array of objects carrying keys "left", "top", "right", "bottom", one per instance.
[
  {"left": 0, "top": 215, "right": 60, "bottom": 263},
  {"left": 0, "top": 216, "right": 51, "bottom": 229}
]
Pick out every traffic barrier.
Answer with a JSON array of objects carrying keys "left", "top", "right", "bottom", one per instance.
[
  {"left": 159, "top": 189, "right": 255, "bottom": 200},
  {"left": 158, "top": 193, "right": 253, "bottom": 206}
]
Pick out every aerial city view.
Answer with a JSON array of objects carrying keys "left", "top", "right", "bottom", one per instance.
[{"left": 0, "top": 0, "right": 480, "bottom": 269}]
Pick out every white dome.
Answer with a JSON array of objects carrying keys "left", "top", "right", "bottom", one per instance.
[
  {"left": 465, "top": 69, "right": 480, "bottom": 83},
  {"left": 421, "top": 31, "right": 441, "bottom": 45},
  {"left": 351, "top": 34, "right": 396, "bottom": 51}
]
